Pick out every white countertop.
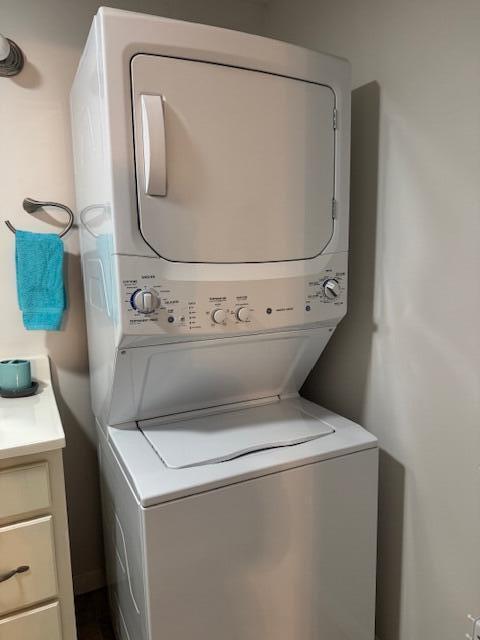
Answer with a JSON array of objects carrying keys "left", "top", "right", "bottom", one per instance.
[{"left": 0, "top": 355, "right": 65, "bottom": 460}]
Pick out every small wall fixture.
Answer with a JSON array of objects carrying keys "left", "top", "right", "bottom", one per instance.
[
  {"left": 5, "top": 198, "right": 74, "bottom": 238},
  {"left": 0, "top": 34, "right": 24, "bottom": 77}
]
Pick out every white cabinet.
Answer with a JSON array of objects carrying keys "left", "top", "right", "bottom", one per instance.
[
  {"left": 0, "top": 455, "right": 76, "bottom": 639},
  {"left": 0, "top": 357, "right": 77, "bottom": 639}
]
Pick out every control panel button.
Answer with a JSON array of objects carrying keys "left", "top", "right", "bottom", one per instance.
[
  {"left": 212, "top": 308, "right": 227, "bottom": 324},
  {"left": 236, "top": 306, "right": 250, "bottom": 322},
  {"left": 132, "top": 288, "right": 160, "bottom": 314},
  {"left": 323, "top": 279, "right": 341, "bottom": 299}
]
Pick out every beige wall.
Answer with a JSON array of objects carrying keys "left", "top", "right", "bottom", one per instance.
[
  {"left": 264, "top": 1, "right": 480, "bottom": 638},
  {"left": 4, "top": 0, "right": 479, "bottom": 630},
  {"left": 0, "top": 0, "right": 265, "bottom": 593}
]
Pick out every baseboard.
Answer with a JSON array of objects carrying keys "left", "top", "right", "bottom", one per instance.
[{"left": 73, "top": 568, "right": 105, "bottom": 595}]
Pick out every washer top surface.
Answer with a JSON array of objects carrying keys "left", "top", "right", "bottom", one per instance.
[
  {"left": 103, "top": 397, "right": 378, "bottom": 507},
  {"left": 139, "top": 399, "right": 334, "bottom": 469}
]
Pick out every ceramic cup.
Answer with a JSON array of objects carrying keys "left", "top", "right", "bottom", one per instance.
[{"left": 0, "top": 359, "right": 32, "bottom": 391}]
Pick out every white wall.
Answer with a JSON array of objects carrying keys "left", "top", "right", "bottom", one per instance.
[
  {"left": 0, "top": 0, "right": 265, "bottom": 594},
  {"left": 264, "top": 1, "right": 480, "bottom": 638}
]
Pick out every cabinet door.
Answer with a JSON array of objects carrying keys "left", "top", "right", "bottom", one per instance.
[
  {"left": 0, "top": 516, "right": 57, "bottom": 616},
  {"left": 131, "top": 55, "right": 336, "bottom": 264},
  {"left": 0, "top": 463, "right": 50, "bottom": 522},
  {"left": 0, "top": 601, "right": 62, "bottom": 640}
]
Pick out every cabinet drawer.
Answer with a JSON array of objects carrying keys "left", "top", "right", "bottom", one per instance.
[
  {"left": 0, "top": 516, "right": 57, "bottom": 616},
  {"left": 0, "top": 601, "right": 62, "bottom": 640},
  {"left": 0, "top": 463, "right": 50, "bottom": 521}
]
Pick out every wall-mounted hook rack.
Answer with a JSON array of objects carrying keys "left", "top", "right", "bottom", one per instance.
[{"left": 5, "top": 198, "right": 74, "bottom": 238}]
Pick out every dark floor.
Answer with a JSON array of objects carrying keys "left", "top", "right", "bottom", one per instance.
[{"left": 75, "top": 588, "right": 115, "bottom": 640}]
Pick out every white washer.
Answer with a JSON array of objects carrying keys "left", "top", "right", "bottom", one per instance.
[
  {"left": 71, "top": 8, "right": 378, "bottom": 640},
  {"left": 99, "top": 397, "right": 377, "bottom": 640}
]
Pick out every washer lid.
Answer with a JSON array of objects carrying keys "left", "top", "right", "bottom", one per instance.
[{"left": 138, "top": 398, "right": 334, "bottom": 469}]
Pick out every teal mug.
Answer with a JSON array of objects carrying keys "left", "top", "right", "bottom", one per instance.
[{"left": 0, "top": 359, "right": 32, "bottom": 391}]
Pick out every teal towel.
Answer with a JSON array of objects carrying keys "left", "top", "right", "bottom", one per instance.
[{"left": 15, "top": 230, "right": 66, "bottom": 331}]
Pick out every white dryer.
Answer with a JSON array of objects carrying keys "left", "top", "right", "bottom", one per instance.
[{"left": 71, "top": 8, "right": 378, "bottom": 640}]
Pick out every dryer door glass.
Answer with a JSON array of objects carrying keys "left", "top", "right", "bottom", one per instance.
[{"left": 131, "top": 54, "right": 336, "bottom": 263}]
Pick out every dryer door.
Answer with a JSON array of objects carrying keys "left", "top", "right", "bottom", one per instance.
[{"left": 131, "top": 54, "right": 336, "bottom": 263}]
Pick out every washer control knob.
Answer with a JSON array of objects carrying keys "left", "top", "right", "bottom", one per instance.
[
  {"left": 132, "top": 288, "right": 159, "bottom": 314},
  {"left": 323, "top": 279, "right": 341, "bottom": 299},
  {"left": 212, "top": 308, "right": 227, "bottom": 324},
  {"left": 236, "top": 306, "right": 250, "bottom": 322}
]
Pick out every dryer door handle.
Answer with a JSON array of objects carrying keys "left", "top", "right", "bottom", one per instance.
[{"left": 141, "top": 94, "right": 167, "bottom": 197}]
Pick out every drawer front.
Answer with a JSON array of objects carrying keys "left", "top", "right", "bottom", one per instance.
[
  {"left": 0, "top": 516, "right": 57, "bottom": 616},
  {"left": 0, "top": 463, "right": 50, "bottom": 521},
  {"left": 0, "top": 601, "right": 62, "bottom": 640}
]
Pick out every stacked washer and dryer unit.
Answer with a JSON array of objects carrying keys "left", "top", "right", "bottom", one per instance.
[{"left": 71, "top": 8, "right": 378, "bottom": 640}]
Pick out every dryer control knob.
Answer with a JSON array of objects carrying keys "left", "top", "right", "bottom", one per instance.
[
  {"left": 236, "top": 306, "right": 250, "bottom": 322},
  {"left": 323, "top": 279, "right": 341, "bottom": 299},
  {"left": 132, "top": 289, "right": 159, "bottom": 314},
  {"left": 212, "top": 308, "right": 227, "bottom": 324}
]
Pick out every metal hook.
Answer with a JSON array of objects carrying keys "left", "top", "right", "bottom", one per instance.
[{"left": 5, "top": 198, "right": 74, "bottom": 238}]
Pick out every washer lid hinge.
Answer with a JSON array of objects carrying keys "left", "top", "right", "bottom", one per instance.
[{"left": 332, "top": 198, "right": 338, "bottom": 219}]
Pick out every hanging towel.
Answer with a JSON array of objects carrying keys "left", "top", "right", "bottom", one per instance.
[{"left": 15, "top": 230, "right": 66, "bottom": 330}]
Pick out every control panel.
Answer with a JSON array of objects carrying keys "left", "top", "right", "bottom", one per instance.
[{"left": 119, "top": 253, "right": 347, "bottom": 337}]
